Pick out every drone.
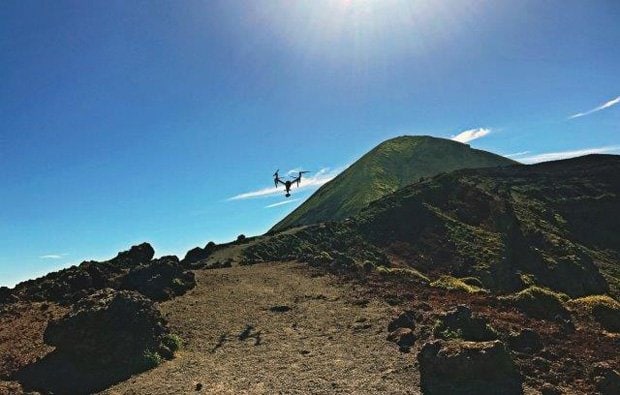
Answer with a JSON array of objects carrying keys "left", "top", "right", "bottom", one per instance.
[{"left": 273, "top": 169, "right": 310, "bottom": 197}]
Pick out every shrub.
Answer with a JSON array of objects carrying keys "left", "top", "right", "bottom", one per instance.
[
  {"left": 236, "top": 234, "right": 247, "bottom": 243},
  {"left": 431, "top": 276, "right": 486, "bottom": 293},
  {"left": 162, "top": 333, "right": 183, "bottom": 352},
  {"left": 140, "top": 349, "right": 163, "bottom": 370},
  {"left": 502, "top": 286, "right": 569, "bottom": 319}
]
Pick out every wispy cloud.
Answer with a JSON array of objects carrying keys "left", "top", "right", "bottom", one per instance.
[
  {"left": 228, "top": 166, "right": 345, "bottom": 201},
  {"left": 451, "top": 128, "right": 491, "bottom": 143},
  {"left": 519, "top": 146, "right": 620, "bottom": 164},
  {"left": 569, "top": 95, "right": 620, "bottom": 119},
  {"left": 265, "top": 198, "right": 301, "bottom": 208},
  {"left": 39, "top": 253, "right": 68, "bottom": 260},
  {"left": 504, "top": 151, "right": 530, "bottom": 158}
]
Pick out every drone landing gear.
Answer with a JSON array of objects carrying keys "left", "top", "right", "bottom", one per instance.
[{"left": 285, "top": 193, "right": 291, "bottom": 197}]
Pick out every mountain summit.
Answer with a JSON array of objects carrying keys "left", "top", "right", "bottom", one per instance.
[{"left": 272, "top": 135, "right": 515, "bottom": 231}]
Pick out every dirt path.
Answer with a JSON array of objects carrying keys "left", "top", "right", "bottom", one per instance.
[{"left": 102, "top": 262, "right": 418, "bottom": 394}]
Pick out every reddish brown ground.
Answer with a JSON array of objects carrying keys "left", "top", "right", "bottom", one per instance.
[
  {"left": 0, "top": 302, "right": 69, "bottom": 394},
  {"left": 347, "top": 270, "right": 620, "bottom": 394},
  {"left": 0, "top": 260, "right": 618, "bottom": 394}
]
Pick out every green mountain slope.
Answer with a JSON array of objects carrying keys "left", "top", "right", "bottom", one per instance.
[
  {"left": 250, "top": 154, "right": 620, "bottom": 299},
  {"left": 271, "top": 135, "right": 515, "bottom": 232},
  {"left": 354, "top": 154, "right": 620, "bottom": 297}
]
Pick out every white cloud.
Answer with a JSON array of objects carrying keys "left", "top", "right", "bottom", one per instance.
[
  {"left": 519, "top": 146, "right": 620, "bottom": 164},
  {"left": 39, "top": 253, "right": 68, "bottom": 260},
  {"left": 504, "top": 151, "right": 530, "bottom": 158},
  {"left": 451, "top": 128, "right": 491, "bottom": 143},
  {"left": 265, "top": 198, "right": 301, "bottom": 208},
  {"left": 228, "top": 166, "right": 345, "bottom": 201},
  {"left": 569, "top": 95, "right": 620, "bottom": 119}
]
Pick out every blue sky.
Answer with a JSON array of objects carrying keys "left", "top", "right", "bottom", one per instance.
[{"left": 1, "top": 0, "right": 619, "bottom": 287}]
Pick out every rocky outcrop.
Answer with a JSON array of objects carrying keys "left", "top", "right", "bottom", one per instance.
[
  {"left": 0, "top": 287, "right": 18, "bottom": 304},
  {"left": 9, "top": 243, "right": 195, "bottom": 305},
  {"left": 121, "top": 256, "right": 196, "bottom": 301},
  {"left": 182, "top": 241, "right": 218, "bottom": 267},
  {"left": 418, "top": 339, "right": 523, "bottom": 394},
  {"left": 110, "top": 242, "right": 155, "bottom": 266},
  {"left": 433, "top": 305, "right": 497, "bottom": 341},
  {"left": 44, "top": 289, "right": 171, "bottom": 370}
]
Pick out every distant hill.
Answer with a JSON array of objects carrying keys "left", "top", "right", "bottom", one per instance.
[
  {"left": 271, "top": 135, "right": 515, "bottom": 232},
  {"left": 354, "top": 154, "right": 620, "bottom": 297},
  {"left": 252, "top": 154, "right": 620, "bottom": 299}
]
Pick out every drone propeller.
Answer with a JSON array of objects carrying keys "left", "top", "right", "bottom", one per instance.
[{"left": 273, "top": 169, "right": 280, "bottom": 177}]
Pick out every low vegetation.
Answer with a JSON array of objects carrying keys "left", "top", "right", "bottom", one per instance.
[
  {"left": 431, "top": 275, "right": 487, "bottom": 294},
  {"left": 501, "top": 286, "right": 569, "bottom": 320}
]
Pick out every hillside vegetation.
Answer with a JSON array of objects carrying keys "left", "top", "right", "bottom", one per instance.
[{"left": 271, "top": 135, "right": 515, "bottom": 231}]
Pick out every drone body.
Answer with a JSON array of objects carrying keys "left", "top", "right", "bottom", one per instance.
[{"left": 273, "top": 170, "right": 309, "bottom": 197}]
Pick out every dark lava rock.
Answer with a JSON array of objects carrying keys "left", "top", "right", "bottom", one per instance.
[
  {"left": 433, "top": 305, "right": 497, "bottom": 341},
  {"left": 592, "top": 304, "right": 620, "bottom": 333},
  {"left": 387, "top": 327, "right": 416, "bottom": 352},
  {"left": 182, "top": 241, "right": 217, "bottom": 267},
  {"left": 387, "top": 310, "right": 416, "bottom": 332},
  {"left": 418, "top": 339, "right": 523, "bottom": 395},
  {"left": 0, "top": 286, "right": 18, "bottom": 304},
  {"left": 592, "top": 362, "right": 620, "bottom": 395},
  {"left": 121, "top": 256, "right": 196, "bottom": 301},
  {"left": 111, "top": 242, "right": 155, "bottom": 266},
  {"left": 507, "top": 328, "right": 543, "bottom": 354},
  {"left": 44, "top": 288, "right": 170, "bottom": 370},
  {"left": 269, "top": 305, "right": 291, "bottom": 313}
]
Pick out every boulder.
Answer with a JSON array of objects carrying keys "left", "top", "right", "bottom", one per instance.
[
  {"left": 387, "top": 327, "right": 416, "bottom": 352},
  {"left": 0, "top": 286, "right": 18, "bottom": 304},
  {"left": 592, "top": 304, "right": 620, "bottom": 333},
  {"left": 182, "top": 241, "right": 217, "bottom": 266},
  {"left": 121, "top": 257, "right": 196, "bottom": 301},
  {"left": 433, "top": 305, "right": 497, "bottom": 341},
  {"left": 592, "top": 362, "right": 620, "bottom": 395},
  {"left": 44, "top": 289, "right": 170, "bottom": 370},
  {"left": 111, "top": 243, "right": 155, "bottom": 266},
  {"left": 387, "top": 310, "right": 416, "bottom": 332},
  {"left": 507, "top": 328, "right": 543, "bottom": 354},
  {"left": 418, "top": 339, "right": 523, "bottom": 395}
]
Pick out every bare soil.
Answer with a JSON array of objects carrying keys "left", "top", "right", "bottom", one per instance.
[{"left": 102, "top": 261, "right": 417, "bottom": 394}]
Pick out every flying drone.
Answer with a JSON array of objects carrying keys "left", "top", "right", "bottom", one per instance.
[{"left": 273, "top": 170, "right": 310, "bottom": 197}]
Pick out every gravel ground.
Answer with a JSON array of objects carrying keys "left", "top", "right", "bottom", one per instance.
[{"left": 102, "top": 262, "right": 418, "bottom": 394}]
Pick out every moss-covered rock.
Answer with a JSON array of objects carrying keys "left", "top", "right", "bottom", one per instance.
[
  {"left": 418, "top": 339, "right": 522, "bottom": 394},
  {"left": 568, "top": 295, "right": 620, "bottom": 332},
  {"left": 501, "top": 286, "right": 569, "bottom": 320},
  {"left": 433, "top": 305, "right": 497, "bottom": 341}
]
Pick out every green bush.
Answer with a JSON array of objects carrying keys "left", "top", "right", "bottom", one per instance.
[
  {"left": 162, "top": 333, "right": 183, "bottom": 352},
  {"left": 140, "top": 349, "right": 163, "bottom": 370}
]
